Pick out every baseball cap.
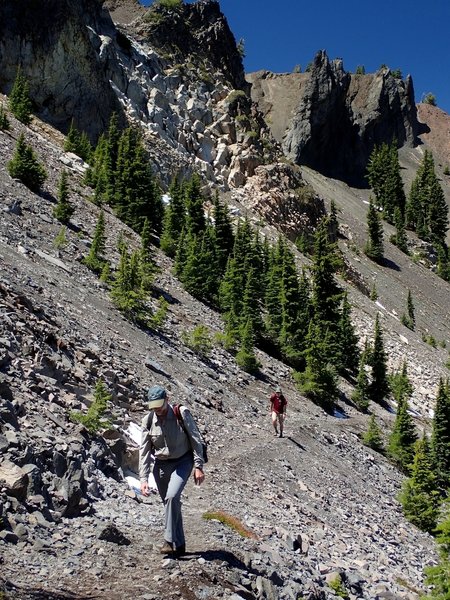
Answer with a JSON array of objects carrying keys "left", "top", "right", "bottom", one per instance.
[{"left": 147, "top": 385, "right": 167, "bottom": 409}]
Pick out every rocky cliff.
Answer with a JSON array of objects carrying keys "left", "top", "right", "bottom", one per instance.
[{"left": 249, "top": 50, "right": 422, "bottom": 186}]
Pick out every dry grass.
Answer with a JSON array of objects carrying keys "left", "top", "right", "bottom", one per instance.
[{"left": 203, "top": 510, "right": 258, "bottom": 539}]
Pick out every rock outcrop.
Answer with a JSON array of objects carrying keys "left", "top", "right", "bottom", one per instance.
[
  {"left": 0, "top": 0, "right": 123, "bottom": 139},
  {"left": 250, "top": 50, "right": 422, "bottom": 186}
]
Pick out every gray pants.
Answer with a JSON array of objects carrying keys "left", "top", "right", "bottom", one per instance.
[{"left": 153, "top": 452, "right": 193, "bottom": 548}]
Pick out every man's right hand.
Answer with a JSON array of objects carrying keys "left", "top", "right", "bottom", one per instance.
[{"left": 140, "top": 482, "right": 150, "bottom": 497}]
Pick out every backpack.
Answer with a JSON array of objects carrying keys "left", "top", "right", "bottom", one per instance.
[{"left": 173, "top": 404, "right": 208, "bottom": 464}]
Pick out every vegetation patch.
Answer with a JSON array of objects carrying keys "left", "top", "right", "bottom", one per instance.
[{"left": 203, "top": 510, "right": 258, "bottom": 539}]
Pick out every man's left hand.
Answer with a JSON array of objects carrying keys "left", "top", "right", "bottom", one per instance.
[{"left": 194, "top": 468, "right": 205, "bottom": 486}]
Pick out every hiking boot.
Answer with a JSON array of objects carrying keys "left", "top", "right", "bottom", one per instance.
[
  {"left": 279, "top": 433, "right": 283, "bottom": 438},
  {"left": 173, "top": 544, "right": 186, "bottom": 558},
  {"left": 273, "top": 431, "right": 279, "bottom": 437},
  {"left": 159, "top": 540, "right": 173, "bottom": 555}
]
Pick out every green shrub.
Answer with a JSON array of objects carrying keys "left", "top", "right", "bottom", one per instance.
[
  {"left": 328, "top": 574, "right": 349, "bottom": 599},
  {"left": 70, "top": 379, "right": 112, "bottom": 434},
  {"left": 362, "top": 415, "right": 384, "bottom": 452},
  {"left": 7, "top": 133, "right": 47, "bottom": 192},
  {"left": 157, "top": 0, "right": 182, "bottom": 8},
  {"left": 181, "top": 325, "right": 212, "bottom": 357},
  {"left": 149, "top": 296, "right": 169, "bottom": 329},
  {"left": 53, "top": 226, "right": 68, "bottom": 250}
]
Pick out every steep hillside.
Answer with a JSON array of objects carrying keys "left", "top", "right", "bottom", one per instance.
[{"left": 0, "top": 104, "right": 443, "bottom": 600}]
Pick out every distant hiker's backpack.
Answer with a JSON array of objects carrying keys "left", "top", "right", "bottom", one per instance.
[{"left": 173, "top": 404, "right": 208, "bottom": 464}]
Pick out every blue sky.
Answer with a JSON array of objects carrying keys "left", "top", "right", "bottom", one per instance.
[{"left": 141, "top": 0, "right": 450, "bottom": 114}]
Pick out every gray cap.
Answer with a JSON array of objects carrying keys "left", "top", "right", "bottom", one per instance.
[
  {"left": 147, "top": 385, "right": 167, "bottom": 409},
  {"left": 275, "top": 386, "right": 282, "bottom": 393}
]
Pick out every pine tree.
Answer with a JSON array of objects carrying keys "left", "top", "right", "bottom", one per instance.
[
  {"left": 431, "top": 378, "right": 450, "bottom": 493},
  {"left": 365, "top": 198, "right": 384, "bottom": 263},
  {"left": 362, "top": 414, "right": 384, "bottom": 452},
  {"left": 184, "top": 173, "right": 206, "bottom": 236},
  {"left": 294, "top": 321, "right": 339, "bottom": 413},
  {"left": 160, "top": 177, "right": 186, "bottom": 257},
  {"left": 111, "top": 246, "right": 147, "bottom": 321},
  {"left": 423, "top": 505, "right": 450, "bottom": 598},
  {"left": 406, "top": 150, "right": 449, "bottom": 245},
  {"left": 70, "top": 378, "right": 112, "bottom": 434},
  {"left": 235, "top": 318, "right": 260, "bottom": 374},
  {"left": 401, "top": 290, "right": 415, "bottom": 330},
  {"left": 212, "top": 192, "right": 234, "bottom": 275},
  {"left": 366, "top": 141, "right": 405, "bottom": 222},
  {"left": 0, "top": 103, "right": 10, "bottom": 131},
  {"left": 7, "top": 133, "right": 47, "bottom": 192},
  {"left": 53, "top": 171, "right": 74, "bottom": 224},
  {"left": 352, "top": 351, "right": 371, "bottom": 412},
  {"left": 399, "top": 436, "right": 440, "bottom": 533},
  {"left": 337, "top": 291, "right": 360, "bottom": 376},
  {"left": 114, "top": 128, "right": 163, "bottom": 234},
  {"left": 9, "top": 67, "right": 32, "bottom": 125},
  {"left": 241, "top": 266, "right": 264, "bottom": 341},
  {"left": 182, "top": 228, "right": 219, "bottom": 304},
  {"left": 392, "top": 206, "right": 408, "bottom": 253},
  {"left": 64, "top": 120, "right": 92, "bottom": 162},
  {"left": 84, "top": 210, "right": 107, "bottom": 274},
  {"left": 140, "top": 218, "right": 157, "bottom": 292},
  {"left": 389, "top": 361, "right": 413, "bottom": 404},
  {"left": 388, "top": 395, "right": 418, "bottom": 473},
  {"left": 368, "top": 315, "right": 390, "bottom": 405}
]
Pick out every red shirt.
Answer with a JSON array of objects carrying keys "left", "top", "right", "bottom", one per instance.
[{"left": 270, "top": 393, "right": 287, "bottom": 414}]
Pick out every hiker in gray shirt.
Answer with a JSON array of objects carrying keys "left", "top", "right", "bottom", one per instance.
[{"left": 139, "top": 385, "right": 205, "bottom": 558}]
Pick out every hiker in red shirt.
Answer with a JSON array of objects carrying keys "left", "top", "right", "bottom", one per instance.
[{"left": 269, "top": 386, "right": 287, "bottom": 438}]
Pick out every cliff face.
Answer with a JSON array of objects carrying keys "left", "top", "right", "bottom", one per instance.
[
  {"left": 250, "top": 50, "right": 422, "bottom": 186},
  {"left": 0, "top": 0, "right": 122, "bottom": 139}
]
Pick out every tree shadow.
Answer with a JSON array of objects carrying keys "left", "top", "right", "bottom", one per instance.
[
  {"left": 286, "top": 436, "right": 306, "bottom": 451},
  {"left": 381, "top": 257, "right": 401, "bottom": 271}
]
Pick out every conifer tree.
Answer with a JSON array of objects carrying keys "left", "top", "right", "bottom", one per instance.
[
  {"left": 422, "top": 505, "right": 450, "bottom": 598},
  {"left": 279, "top": 251, "right": 310, "bottom": 368},
  {"left": 366, "top": 141, "right": 405, "bottom": 222},
  {"left": 182, "top": 228, "right": 219, "bottom": 304},
  {"left": 337, "top": 292, "right": 360, "bottom": 376},
  {"left": 114, "top": 128, "right": 163, "bottom": 234},
  {"left": 64, "top": 120, "right": 92, "bottom": 162},
  {"left": 212, "top": 191, "right": 234, "bottom": 275},
  {"left": 389, "top": 360, "right": 413, "bottom": 404},
  {"left": 184, "top": 173, "right": 206, "bottom": 236},
  {"left": 310, "top": 218, "right": 343, "bottom": 369},
  {"left": 111, "top": 246, "right": 147, "bottom": 320},
  {"left": 365, "top": 198, "right": 384, "bottom": 263},
  {"left": 222, "top": 306, "right": 240, "bottom": 351},
  {"left": 160, "top": 177, "right": 186, "bottom": 257},
  {"left": 431, "top": 378, "right": 450, "bottom": 493},
  {"left": 84, "top": 210, "right": 107, "bottom": 274},
  {"left": 235, "top": 318, "right": 260, "bottom": 374},
  {"left": 241, "top": 266, "right": 264, "bottom": 341},
  {"left": 71, "top": 378, "right": 112, "bottom": 434},
  {"left": 399, "top": 436, "right": 440, "bottom": 533},
  {"left": 7, "top": 133, "right": 47, "bottom": 192},
  {"left": 294, "top": 321, "right": 339, "bottom": 413},
  {"left": 264, "top": 243, "right": 284, "bottom": 340},
  {"left": 388, "top": 394, "right": 418, "bottom": 473},
  {"left": 173, "top": 228, "right": 188, "bottom": 279},
  {"left": 368, "top": 315, "right": 390, "bottom": 405},
  {"left": 352, "top": 351, "right": 371, "bottom": 412},
  {"left": 401, "top": 290, "right": 415, "bottom": 330},
  {"left": 362, "top": 414, "right": 384, "bottom": 452},
  {"left": 392, "top": 206, "right": 408, "bottom": 253},
  {"left": 436, "top": 243, "right": 450, "bottom": 282},
  {"left": 53, "top": 170, "right": 74, "bottom": 224},
  {"left": 9, "top": 67, "right": 32, "bottom": 125},
  {"left": 0, "top": 103, "right": 10, "bottom": 131},
  {"left": 406, "top": 150, "right": 449, "bottom": 245}
]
